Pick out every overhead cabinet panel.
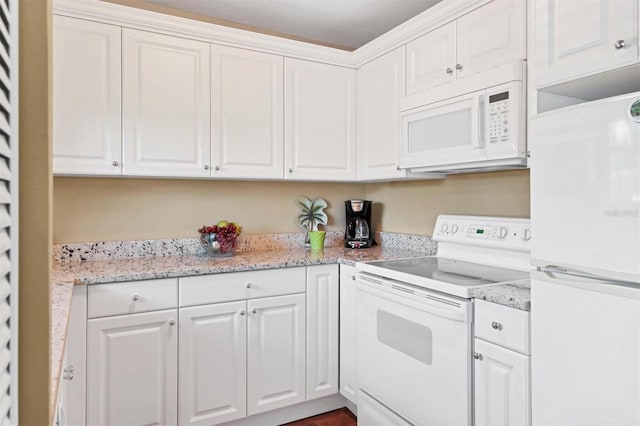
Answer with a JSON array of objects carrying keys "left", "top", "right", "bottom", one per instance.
[
  {"left": 534, "top": 0, "right": 638, "bottom": 86},
  {"left": 53, "top": 16, "right": 122, "bottom": 175},
  {"left": 456, "top": 0, "right": 526, "bottom": 77},
  {"left": 357, "top": 47, "right": 408, "bottom": 179},
  {"left": 406, "top": 23, "right": 457, "bottom": 94},
  {"left": 284, "top": 58, "right": 356, "bottom": 180},
  {"left": 122, "top": 29, "right": 211, "bottom": 177},
  {"left": 211, "top": 45, "right": 284, "bottom": 179}
]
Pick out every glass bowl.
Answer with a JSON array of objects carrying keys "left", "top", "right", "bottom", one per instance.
[{"left": 199, "top": 233, "right": 238, "bottom": 257}]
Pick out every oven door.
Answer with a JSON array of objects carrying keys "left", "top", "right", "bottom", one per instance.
[
  {"left": 399, "top": 90, "right": 486, "bottom": 170},
  {"left": 357, "top": 274, "right": 472, "bottom": 426}
]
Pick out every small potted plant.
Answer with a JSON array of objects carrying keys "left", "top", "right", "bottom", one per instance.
[
  {"left": 296, "top": 196, "right": 328, "bottom": 249},
  {"left": 198, "top": 220, "right": 243, "bottom": 257}
]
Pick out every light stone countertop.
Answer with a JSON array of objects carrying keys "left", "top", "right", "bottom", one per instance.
[{"left": 468, "top": 279, "right": 531, "bottom": 311}]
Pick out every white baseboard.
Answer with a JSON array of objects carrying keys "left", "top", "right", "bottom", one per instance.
[{"left": 221, "top": 394, "right": 349, "bottom": 426}]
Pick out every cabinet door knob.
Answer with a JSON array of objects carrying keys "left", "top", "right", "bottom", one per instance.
[
  {"left": 351, "top": 275, "right": 356, "bottom": 281},
  {"left": 168, "top": 318, "right": 176, "bottom": 326},
  {"left": 446, "top": 67, "right": 453, "bottom": 75},
  {"left": 473, "top": 352, "right": 483, "bottom": 360},
  {"left": 252, "top": 308, "right": 258, "bottom": 314},
  {"left": 288, "top": 168, "right": 293, "bottom": 173},
  {"left": 240, "top": 310, "right": 246, "bottom": 316},
  {"left": 214, "top": 165, "right": 220, "bottom": 171},
  {"left": 491, "top": 321, "right": 502, "bottom": 330},
  {"left": 63, "top": 364, "right": 75, "bottom": 380},
  {"left": 245, "top": 282, "right": 252, "bottom": 289},
  {"left": 131, "top": 293, "right": 140, "bottom": 301},
  {"left": 112, "top": 160, "right": 119, "bottom": 167},
  {"left": 455, "top": 63, "right": 463, "bottom": 71},
  {"left": 614, "top": 39, "right": 626, "bottom": 49},
  {"left": 204, "top": 164, "right": 210, "bottom": 170}
]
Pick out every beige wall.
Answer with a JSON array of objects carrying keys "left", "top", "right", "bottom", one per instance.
[
  {"left": 53, "top": 170, "right": 530, "bottom": 243},
  {"left": 54, "top": 178, "right": 365, "bottom": 242},
  {"left": 19, "top": 0, "right": 52, "bottom": 423},
  {"left": 366, "top": 169, "right": 530, "bottom": 234}
]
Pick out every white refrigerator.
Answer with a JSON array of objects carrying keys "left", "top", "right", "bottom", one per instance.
[{"left": 530, "top": 92, "right": 640, "bottom": 426}]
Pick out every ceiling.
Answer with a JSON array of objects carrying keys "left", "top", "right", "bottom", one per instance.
[{"left": 141, "top": 0, "right": 444, "bottom": 50}]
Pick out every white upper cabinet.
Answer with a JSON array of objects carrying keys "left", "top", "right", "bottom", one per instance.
[
  {"left": 284, "top": 58, "right": 356, "bottom": 181},
  {"left": 406, "top": 23, "right": 456, "bottom": 94},
  {"left": 406, "top": 0, "right": 525, "bottom": 94},
  {"left": 456, "top": 0, "right": 526, "bottom": 77},
  {"left": 357, "top": 47, "right": 408, "bottom": 180},
  {"left": 533, "top": 0, "right": 638, "bottom": 87},
  {"left": 211, "top": 45, "right": 284, "bottom": 179},
  {"left": 53, "top": 16, "right": 122, "bottom": 175},
  {"left": 122, "top": 29, "right": 211, "bottom": 177}
]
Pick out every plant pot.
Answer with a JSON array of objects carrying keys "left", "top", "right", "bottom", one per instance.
[{"left": 308, "top": 230, "right": 326, "bottom": 251}]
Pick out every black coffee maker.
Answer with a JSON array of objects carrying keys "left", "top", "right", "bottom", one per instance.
[{"left": 344, "top": 200, "right": 376, "bottom": 249}]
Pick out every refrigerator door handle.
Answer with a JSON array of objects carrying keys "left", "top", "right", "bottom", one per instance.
[{"left": 542, "top": 265, "right": 639, "bottom": 287}]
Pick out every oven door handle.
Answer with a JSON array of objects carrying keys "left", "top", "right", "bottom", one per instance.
[{"left": 357, "top": 279, "right": 470, "bottom": 323}]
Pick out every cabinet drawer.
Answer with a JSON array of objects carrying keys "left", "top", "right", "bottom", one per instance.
[
  {"left": 474, "top": 299, "right": 530, "bottom": 354},
  {"left": 180, "top": 267, "right": 306, "bottom": 307},
  {"left": 88, "top": 278, "right": 178, "bottom": 318}
]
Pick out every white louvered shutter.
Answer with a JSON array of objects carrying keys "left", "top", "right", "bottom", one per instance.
[{"left": 0, "top": 0, "right": 17, "bottom": 424}]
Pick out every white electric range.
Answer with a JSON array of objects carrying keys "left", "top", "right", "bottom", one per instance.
[{"left": 355, "top": 215, "right": 531, "bottom": 426}]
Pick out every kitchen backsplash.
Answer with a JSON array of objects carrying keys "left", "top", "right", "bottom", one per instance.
[{"left": 53, "top": 232, "right": 437, "bottom": 263}]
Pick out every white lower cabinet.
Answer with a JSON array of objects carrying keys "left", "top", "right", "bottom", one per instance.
[
  {"left": 306, "top": 264, "right": 339, "bottom": 400},
  {"left": 248, "top": 293, "right": 307, "bottom": 415},
  {"left": 66, "top": 266, "right": 343, "bottom": 426},
  {"left": 179, "top": 301, "right": 247, "bottom": 426},
  {"left": 473, "top": 300, "right": 531, "bottom": 426},
  {"left": 86, "top": 309, "right": 178, "bottom": 426},
  {"left": 338, "top": 264, "right": 358, "bottom": 404}
]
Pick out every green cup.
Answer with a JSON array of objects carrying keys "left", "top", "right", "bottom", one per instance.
[{"left": 308, "top": 231, "right": 326, "bottom": 251}]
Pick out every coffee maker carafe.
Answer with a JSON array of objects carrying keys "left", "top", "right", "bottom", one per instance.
[{"left": 345, "top": 200, "right": 375, "bottom": 249}]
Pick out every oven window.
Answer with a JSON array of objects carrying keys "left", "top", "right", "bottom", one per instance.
[
  {"left": 407, "top": 108, "right": 471, "bottom": 152},
  {"left": 376, "top": 310, "right": 433, "bottom": 365}
]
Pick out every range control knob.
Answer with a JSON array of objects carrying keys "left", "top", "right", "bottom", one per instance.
[
  {"left": 499, "top": 227, "right": 508, "bottom": 239},
  {"left": 451, "top": 224, "right": 459, "bottom": 234},
  {"left": 523, "top": 228, "right": 532, "bottom": 241},
  {"left": 440, "top": 222, "right": 449, "bottom": 233}
]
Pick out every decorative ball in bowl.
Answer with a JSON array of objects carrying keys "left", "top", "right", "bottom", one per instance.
[{"left": 198, "top": 220, "right": 243, "bottom": 257}]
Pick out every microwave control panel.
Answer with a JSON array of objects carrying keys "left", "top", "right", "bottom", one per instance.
[{"left": 488, "top": 91, "right": 510, "bottom": 144}]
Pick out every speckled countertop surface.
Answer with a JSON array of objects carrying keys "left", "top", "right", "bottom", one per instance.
[
  {"left": 50, "top": 244, "right": 429, "bottom": 412},
  {"left": 469, "top": 279, "right": 531, "bottom": 311}
]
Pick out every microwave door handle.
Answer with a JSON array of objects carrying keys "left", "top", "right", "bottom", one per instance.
[{"left": 474, "top": 94, "right": 485, "bottom": 148}]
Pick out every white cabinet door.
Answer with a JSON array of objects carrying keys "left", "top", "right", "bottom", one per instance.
[
  {"left": 179, "top": 301, "right": 247, "bottom": 426},
  {"left": 406, "top": 22, "right": 456, "bottom": 94},
  {"left": 474, "top": 339, "right": 530, "bottom": 426},
  {"left": 247, "top": 293, "right": 306, "bottom": 415},
  {"left": 284, "top": 58, "right": 356, "bottom": 180},
  {"left": 53, "top": 16, "right": 122, "bottom": 175},
  {"left": 87, "top": 309, "right": 178, "bottom": 426},
  {"left": 122, "top": 29, "right": 211, "bottom": 177},
  {"left": 357, "top": 47, "right": 407, "bottom": 180},
  {"left": 456, "top": 0, "right": 525, "bottom": 78},
  {"left": 211, "top": 45, "right": 284, "bottom": 179},
  {"left": 338, "top": 265, "right": 358, "bottom": 404},
  {"left": 306, "top": 264, "right": 339, "bottom": 400},
  {"left": 534, "top": 0, "right": 638, "bottom": 87}
]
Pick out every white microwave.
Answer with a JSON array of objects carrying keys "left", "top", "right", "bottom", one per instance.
[{"left": 399, "top": 61, "right": 527, "bottom": 173}]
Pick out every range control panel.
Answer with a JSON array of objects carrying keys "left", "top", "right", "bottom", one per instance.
[{"left": 433, "top": 215, "right": 531, "bottom": 251}]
